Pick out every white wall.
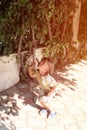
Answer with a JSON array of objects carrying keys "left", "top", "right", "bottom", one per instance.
[{"left": 0, "top": 54, "right": 20, "bottom": 92}]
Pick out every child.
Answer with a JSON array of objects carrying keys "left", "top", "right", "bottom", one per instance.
[{"left": 28, "top": 58, "right": 58, "bottom": 118}]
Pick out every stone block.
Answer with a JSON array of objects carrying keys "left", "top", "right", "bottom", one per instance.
[{"left": 0, "top": 53, "right": 20, "bottom": 92}]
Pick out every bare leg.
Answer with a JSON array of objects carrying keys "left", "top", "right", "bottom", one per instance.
[{"left": 36, "top": 96, "right": 54, "bottom": 112}]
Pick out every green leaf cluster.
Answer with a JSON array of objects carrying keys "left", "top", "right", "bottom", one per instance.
[{"left": 1, "top": 0, "right": 82, "bottom": 66}]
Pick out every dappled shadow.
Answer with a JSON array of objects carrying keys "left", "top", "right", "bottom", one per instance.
[
  {"left": 0, "top": 94, "right": 20, "bottom": 116},
  {"left": 0, "top": 123, "right": 11, "bottom": 130},
  {"left": 0, "top": 87, "right": 20, "bottom": 130},
  {"left": 0, "top": 66, "right": 79, "bottom": 129},
  {"left": 0, "top": 68, "right": 78, "bottom": 117},
  {"left": 0, "top": 81, "right": 42, "bottom": 130},
  {"left": 15, "top": 81, "right": 43, "bottom": 110},
  {"left": 0, "top": 122, "right": 16, "bottom": 130},
  {"left": 0, "top": 81, "right": 41, "bottom": 113},
  {"left": 53, "top": 68, "right": 77, "bottom": 91},
  {"left": 54, "top": 72, "right": 76, "bottom": 85},
  {"left": 55, "top": 60, "right": 87, "bottom": 91}
]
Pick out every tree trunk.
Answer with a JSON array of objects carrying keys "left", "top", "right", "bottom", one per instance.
[
  {"left": 31, "top": 27, "right": 38, "bottom": 68},
  {"left": 18, "top": 35, "right": 23, "bottom": 55},
  {"left": 72, "top": 0, "right": 81, "bottom": 46}
]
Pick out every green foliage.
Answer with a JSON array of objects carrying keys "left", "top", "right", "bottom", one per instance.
[
  {"left": 1, "top": 0, "right": 85, "bottom": 67},
  {"left": 0, "top": 0, "right": 76, "bottom": 56},
  {"left": 43, "top": 38, "right": 68, "bottom": 64}
]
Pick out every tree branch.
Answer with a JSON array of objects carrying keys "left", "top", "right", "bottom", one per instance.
[
  {"left": 46, "top": 13, "right": 52, "bottom": 38},
  {"left": 18, "top": 35, "right": 23, "bottom": 55},
  {"left": 31, "top": 26, "right": 38, "bottom": 67}
]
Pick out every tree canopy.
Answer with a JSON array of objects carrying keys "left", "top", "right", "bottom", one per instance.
[
  {"left": 0, "top": 0, "right": 75, "bottom": 53},
  {"left": 0, "top": 0, "right": 87, "bottom": 65}
]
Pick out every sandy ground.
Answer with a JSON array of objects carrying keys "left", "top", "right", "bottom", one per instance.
[{"left": 0, "top": 60, "right": 87, "bottom": 130}]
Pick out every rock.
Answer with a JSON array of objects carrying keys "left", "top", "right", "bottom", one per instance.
[{"left": 0, "top": 53, "right": 20, "bottom": 92}]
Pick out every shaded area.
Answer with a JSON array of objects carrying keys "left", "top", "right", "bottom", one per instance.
[
  {"left": 0, "top": 123, "right": 10, "bottom": 130},
  {"left": 53, "top": 67, "right": 77, "bottom": 91},
  {"left": 0, "top": 83, "right": 23, "bottom": 130},
  {"left": 0, "top": 81, "right": 42, "bottom": 129},
  {"left": 0, "top": 94, "right": 20, "bottom": 116},
  {"left": 54, "top": 72, "right": 76, "bottom": 86}
]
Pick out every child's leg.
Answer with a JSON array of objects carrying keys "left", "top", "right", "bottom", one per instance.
[
  {"left": 37, "top": 96, "right": 57, "bottom": 118},
  {"left": 36, "top": 96, "right": 54, "bottom": 112}
]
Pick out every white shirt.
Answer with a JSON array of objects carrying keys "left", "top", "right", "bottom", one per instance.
[{"left": 41, "top": 74, "right": 57, "bottom": 88}]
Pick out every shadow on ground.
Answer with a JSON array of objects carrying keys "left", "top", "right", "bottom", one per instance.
[
  {"left": 0, "top": 80, "right": 42, "bottom": 130},
  {"left": 53, "top": 68, "right": 77, "bottom": 91},
  {"left": 0, "top": 69, "right": 77, "bottom": 130}
]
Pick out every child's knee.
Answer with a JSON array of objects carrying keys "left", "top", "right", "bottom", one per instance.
[{"left": 39, "top": 96, "right": 49, "bottom": 104}]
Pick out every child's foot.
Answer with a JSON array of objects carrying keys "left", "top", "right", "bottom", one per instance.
[
  {"left": 48, "top": 111, "right": 57, "bottom": 119},
  {"left": 39, "top": 109, "right": 47, "bottom": 117}
]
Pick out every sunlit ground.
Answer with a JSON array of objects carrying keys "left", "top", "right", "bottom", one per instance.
[{"left": 0, "top": 60, "right": 87, "bottom": 130}]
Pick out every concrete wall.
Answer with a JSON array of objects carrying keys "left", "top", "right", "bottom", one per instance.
[{"left": 0, "top": 54, "right": 20, "bottom": 92}]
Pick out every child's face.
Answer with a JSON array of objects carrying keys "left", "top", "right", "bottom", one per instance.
[{"left": 38, "top": 61, "right": 49, "bottom": 76}]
